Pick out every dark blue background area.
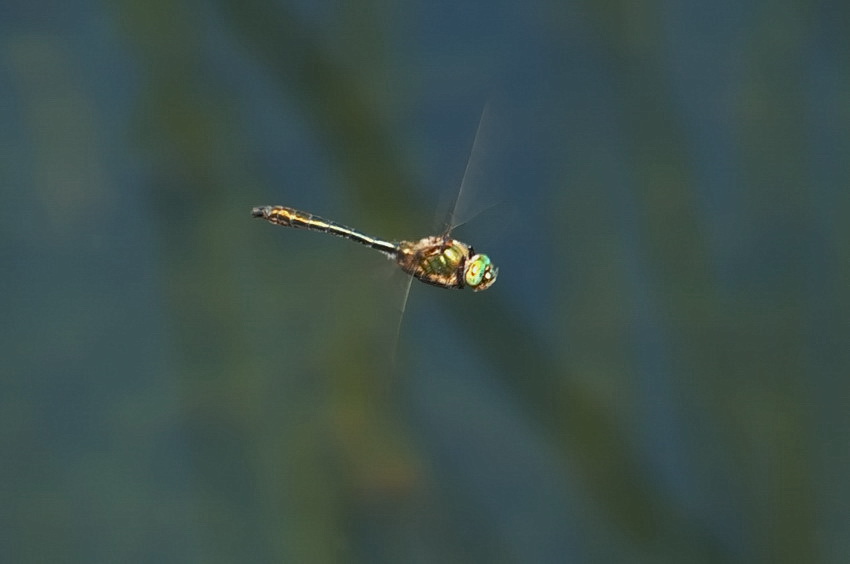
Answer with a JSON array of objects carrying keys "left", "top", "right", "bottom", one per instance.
[{"left": 2, "top": 0, "right": 848, "bottom": 562}]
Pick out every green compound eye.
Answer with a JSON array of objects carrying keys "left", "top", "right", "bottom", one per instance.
[{"left": 464, "top": 254, "right": 498, "bottom": 291}]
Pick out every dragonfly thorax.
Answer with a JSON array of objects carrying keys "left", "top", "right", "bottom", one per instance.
[{"left": 395, "top": 236, "right": 498, "bottom": 291}]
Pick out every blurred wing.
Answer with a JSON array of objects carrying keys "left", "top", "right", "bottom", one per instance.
[
  {"left": 391, "top": 272, "right": 415, "bottom": 366},
  {"left": 443, "top": 102, "right": 492, "bottom": 236},
  {"left": 396, "top": 103, "right": 497, "bottom": 363}
]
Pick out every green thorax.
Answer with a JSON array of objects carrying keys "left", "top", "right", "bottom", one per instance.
[
  {"left": 395, "top": 236, "right": 497, "bottom": 291},
  {"left": 395, "top": 237, "right": 468, "bottom": 289}
]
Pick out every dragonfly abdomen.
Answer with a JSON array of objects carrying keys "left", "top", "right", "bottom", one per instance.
[{"left": 252, "top": 206, "right": 397, "bottom": 256}]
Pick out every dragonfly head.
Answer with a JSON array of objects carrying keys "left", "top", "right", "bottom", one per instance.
[{"left": 464, "top": 254, "right": 498, "bottom": 291}]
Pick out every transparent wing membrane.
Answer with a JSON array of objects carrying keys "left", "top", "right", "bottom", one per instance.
[{"left": 444, "top": 102, "right": 492, "bottom": 236}]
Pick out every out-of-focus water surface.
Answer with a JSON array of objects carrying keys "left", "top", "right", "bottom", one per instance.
[{"left": 2, "top": 0, "right": 849, "bottom": 562}]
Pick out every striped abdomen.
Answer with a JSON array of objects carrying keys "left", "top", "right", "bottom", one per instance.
[{"left": 251, "top": 205, "right": 397, "bottom": 256}]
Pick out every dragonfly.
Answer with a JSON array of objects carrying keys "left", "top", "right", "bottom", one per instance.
[
  {"left": 250, "top": 206, "right": 497, "bottom": 292},
  {"left": 251, "top": 110, "right": 498, "bottom": 294}
]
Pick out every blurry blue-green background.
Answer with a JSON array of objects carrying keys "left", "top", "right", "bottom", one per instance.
[{"left": 2, "top": 0, "right": 849, "bottom": 562}]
